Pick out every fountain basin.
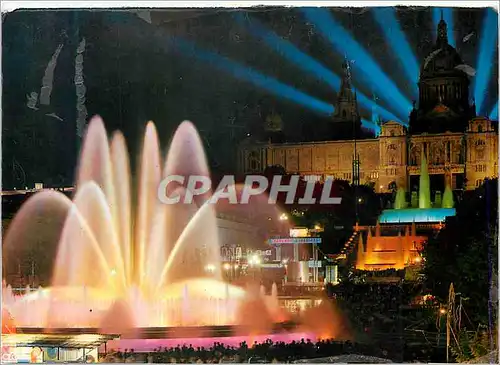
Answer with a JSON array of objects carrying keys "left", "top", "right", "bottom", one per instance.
[
  {"left": 3, "top": 278, "right": 284, "bottom": 329},
  {"left": 378, "top": 208, "right": 456, "bottom": 224}
]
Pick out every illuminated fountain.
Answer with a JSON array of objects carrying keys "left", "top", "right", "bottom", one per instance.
[
  {"left": 357, "top": 154, "right": 457, "bottom": 270},
  {"left": 418, "top": 154, "right": 432, "bottom": 209},
  {"left": 379, "top": 153, "right": 456, "bottom": 224},
  {"left": 2, "top": 116, "right": 286, "bottom": 331},
  {"left": 442, "top": 184, "right": 455, "bottom": 208},
  {"left": 393, "top": 186, "right": 407, "bottom": 209}
]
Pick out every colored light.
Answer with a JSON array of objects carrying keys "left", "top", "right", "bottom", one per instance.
[
  {"left": 357, "top": 93, "right": 406, "bottom": 125},
  {"left": 361, "top": 118, "right": 380, "bottom": 134},
  {"left": 172, "top": 38, "right": 334, "bottom": 116},
  {"left": 236, "top": 12, "right": 402, "bottom": 131},
  {"left": 302, "top": 8, "right": 413, "bottom": 120},
  {"left": 474, "top": 8, "right": 499, "bottom": 115},
  {"left": 234, "top": 12, "right": 341, "bottom": 90},
  {"left": 433, "top": 7, "right": 455, "bottom": 47},
  {"left": 488, "top": 101, "right": 498, "bottom": 121},
  {"left": 372, "top": 7, "right": 419, "bottom": 97},
  {"left": 378, "top": 208, "right": 456, "bottom": 224}
]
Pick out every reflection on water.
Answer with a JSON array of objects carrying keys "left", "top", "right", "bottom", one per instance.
[{"left": 279, "top": 298, "right": 323, "bottom": 315}]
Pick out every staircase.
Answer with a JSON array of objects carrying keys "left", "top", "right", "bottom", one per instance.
[{"left": 336, "top": 226, "right": 362, "bottom": 260}]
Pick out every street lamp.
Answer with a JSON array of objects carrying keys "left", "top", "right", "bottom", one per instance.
[
  {"left": 223, "top": 262, "right": 232, "bottom": 281},
  {"left": 249, "top": 254, "right": 261, "bottom": 266},
  {"left": 248, "top": 255, "right": 261, "bottom": 279},
  {"left": 282, "top": 259, "right": 288, "bottom": 284}
]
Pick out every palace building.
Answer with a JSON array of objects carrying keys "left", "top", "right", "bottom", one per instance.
[{"left": 238, "top": 17, "right": 498, "bottom": 193}]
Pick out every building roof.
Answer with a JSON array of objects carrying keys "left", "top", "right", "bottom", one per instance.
[
  {"left": 1, "top": 332, "right": 119, "bottom": 349},
  {"left": 378, "top": 208, "right": 456, "bottom": 224}
]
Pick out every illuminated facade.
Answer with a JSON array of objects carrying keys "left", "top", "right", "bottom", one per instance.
[
  {"left": 355, "top": 223, "right": 429, "bottom": 271},
  {"left": 238, "top": 18, "right": 498, "bottom": 193}
]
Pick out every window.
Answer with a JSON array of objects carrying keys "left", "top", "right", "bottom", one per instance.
[
  {"left": 304, "top": 175, "right": 321, "bottom": 182},
  {"left": 478, "top": 125, "right": 483, "bottom": 133},
  {"left": 390, "top": 130, "right": 395, "bottom": 137},
  {"left": 249, "top": 151, "right": 259, "bottom": 171},
  {"left": 475, "top": 165, "right": 487, "bottom": 173},
  {"left": 370, "top": 172, "right": 379, "bottom": 179},
  {"left": 342, "top": 110, "right": 347, "bottom": 118},
  {"left": 476, "top": 179, "right": 483, "bottom": 187}
]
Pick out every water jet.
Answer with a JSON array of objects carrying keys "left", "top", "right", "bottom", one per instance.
[
  {"left": 2, "top": 116, "right": 337, "bottom": 349},
  {"left": 379, "top": 152, "right": 456, "bottom": 224}
]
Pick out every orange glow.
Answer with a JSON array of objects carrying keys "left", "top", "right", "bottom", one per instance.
[
  {"left": 356, "top": 224, "right": 428, "bottom": 271},
  {"left": 2, "top": 308, "right": 16, "bottom": 334}
]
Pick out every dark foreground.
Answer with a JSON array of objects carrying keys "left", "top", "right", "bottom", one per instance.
[{"left": 99, "top": 338, "right": 446, "bottom": 363}]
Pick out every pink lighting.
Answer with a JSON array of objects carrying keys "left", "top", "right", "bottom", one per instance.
[
  {"left": 102, "top": 332, "right": 316, "bottom": 353},
  {"left": 1, "top": 117, "right": 281, "bottom": 330},
  {"left": 2, "top": 116, "right": 345, "bottom": 346}
]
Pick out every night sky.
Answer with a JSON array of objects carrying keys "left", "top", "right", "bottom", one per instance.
[{"left": 2, "top": 7, "right": 498, "bottom": 188}]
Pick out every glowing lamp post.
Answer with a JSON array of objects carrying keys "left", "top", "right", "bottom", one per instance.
[
  {"left": 249, "top": 254, "right": 261, "bottom": 266},
  {"left": 233, "top": 264, "right": 239, "bottom": 280},
  {"left": 282, "top": 259, "right": 288, "bottom": 283},
  {"left": 248, "top": 254, "right": 261, "bottom": 279},
  {"left": 205, "top": 264, "right": 216, "bottom": 274},
  {"left": 223, "top": 263, "right": 232, "bottom": 281}
]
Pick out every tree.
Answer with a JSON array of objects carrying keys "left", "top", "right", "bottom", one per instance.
[
  {"left": 286, "top": 180, "right": 381, "bottom": 253},
  {"left": 422, "top": 178, "right": 498, "bottom": 326}
]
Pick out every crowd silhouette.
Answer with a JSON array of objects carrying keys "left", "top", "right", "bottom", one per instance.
[
  {"left": 98, "top": 280, "right": 446, "bottom": 363},
  {"left": 101, "top": 337, "right": 442, "bottom": 363}
]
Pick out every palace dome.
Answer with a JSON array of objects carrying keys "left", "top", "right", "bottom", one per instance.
[
  {"left": 420, "top": 17, "right": 470, "bottom": 80},
  {"left": 421, "top": 43, "right": 465, "bottom": 78}
]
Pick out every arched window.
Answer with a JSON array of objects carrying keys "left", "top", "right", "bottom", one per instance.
[
  {"left": 342, "top": 110, "right": 347, "bottom": 118},
  {"left": 249, "top": 151, "right": 259, "bottom": 171},
  {"left": 477, "top": 124, "right": 483, "bottom": 133},
  {"left": 390, "top": 130, "right": 395, "bottom": 137}
]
